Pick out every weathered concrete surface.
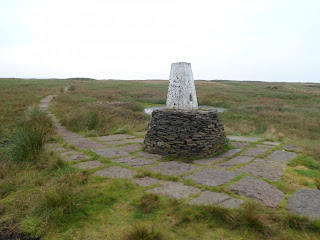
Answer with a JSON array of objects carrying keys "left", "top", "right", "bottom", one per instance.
[
  {"left": 232, "top": 142, "right": 250, "bottom": 148},
  {"left": 112, "top": 156, "right": 155, "bottom": 167},
  {"left": 136, "top": 152, "right": 163, "bottom": 161},
  {"left": 218, "top": 149, "right": 242, "bottom": 158},
  {"left": 218, "top": 156, "right": 254, "bottom": 168},
  {"left": 60, "top": 150, "right": 90, "bottom": 161},
  {"left": 262, "top": 141, "right": 281, "bottom": 146},
  {"left": 194, "top": 157, "right": 225, "bottom": 165},
  {"left": 118, "top": 144, "right": 142, "bottom": 153},
  {"left": 228, "top": 136, "right": 262, "bottom": 143},
  {"left": 235, "top": 159, "right": 283, "bottom": 181},
  {"left": 189, "top": 191, "right": 244, "bottom": 209},
  {"left": 166, "top": 62, "right": 198, "bottom": 110},
  {"left": 284, "top": 144, "right": 303, "bottom": 152},
  {"left": 74, "top": 160, "right": 104, "bottom": 170},
  {"left": 286, "top": 189, "right": 320, "bottom": 219},
  {"left": 94, "top": 134, "right": 136, "bottom": 143},
  {"left": 147, "top": 181, "right": 201, "bottom": 199},
  {"left": 93, "top": 148, "right": 129, "bottom": 158},
  {"left": 241, "top": 148, "right": 269, "bottom": 157},
  {"left": 148, "top": 161, "right": 198, "bottom": 176},
  {"left": 229, "top": 177, "right": 285, "bottom": 207},
  {"left": 265, "top": 150, "right": 297, "bottom": 166},
  {"left": 133, "top": 177, "right": 162, "bottom": 187},
  {"left": 94, "top": 166, "right": 137, "bottom": 179},
  {"left": 185, "top": 169, "right": 239, "bottom": 187}
]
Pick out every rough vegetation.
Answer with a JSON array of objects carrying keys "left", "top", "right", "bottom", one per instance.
[{"left": 1, "top": 78, "right": 320, "bottom": 239}]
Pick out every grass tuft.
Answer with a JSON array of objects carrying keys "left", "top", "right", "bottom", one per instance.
[
  {"left": 138, "top": 194, "right": 159, "bottom": 214},
  {"left": 123, "top": 225, "right": 164, "bottom": 240},
  {"left": 9, "top": 108, "right": 53, "bottom": 162}
]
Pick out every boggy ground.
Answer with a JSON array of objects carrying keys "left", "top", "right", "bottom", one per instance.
[{"left": 1, "top": 78, "right": 320, "bottom": 240}]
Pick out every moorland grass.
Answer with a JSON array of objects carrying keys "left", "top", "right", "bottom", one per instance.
[
  {"left": 1, "top": 78, "right": 320, "bottom": 239},
  {"left": 9, "top": 108, "right": 54, "bottom": 162}
]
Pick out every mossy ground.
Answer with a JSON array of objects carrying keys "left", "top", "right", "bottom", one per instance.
[{"left": 1, "top": 78, "right": 320, "bottom": 239}]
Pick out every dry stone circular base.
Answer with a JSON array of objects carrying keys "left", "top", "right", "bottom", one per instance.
[{"left": 144, "top": 109, "right": 227, "bottom": 157}]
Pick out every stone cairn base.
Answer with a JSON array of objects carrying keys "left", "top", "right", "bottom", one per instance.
[{"left": 144, "top": 109, "right": 227, "bottom": 157}]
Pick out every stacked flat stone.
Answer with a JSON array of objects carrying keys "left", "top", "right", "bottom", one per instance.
[{"left": 144, "top": 109, "right": 227, "bottom": 157}]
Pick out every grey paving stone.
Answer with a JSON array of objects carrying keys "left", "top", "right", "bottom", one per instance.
[
  {"left": 241, "top": 148, "right": 269, "bottom": 157},
  {"left": 229, "top": 176, "right": 285, "bottom": 207},
  {"left": 218, "top": 156, "right": 254, "bottom": 168},
  {"left": 262, "top": 141, "right": 281, "bottom": 146},
  {"left": 118, "top": 144, "right": 143, "bottom": 153},
  {"left": 256, "top": 144, "right": 274, "bottom": 149},
  {"left": 286, "top": 189, "right": 320, "bottom": 219},
  {"left": 189, "top": 191, "right": 243, "bottom": 209},
  {"left": 232, "top": 142, "right": 250, "bottom": 148},
  {"left": 235, "top": 159, "right": 283, "bottom": 181},
  {"left": 94, "top": 134, "right": 136, "bottom": 142},
  {"left": 284, "top": 144, "right": 303, "bottom": 152},
  {"left": 265, "top": 150, "right": 297, "bottom": 166},
  {"left": 185, "top": 169, "right": 239, "bottom": 187},
  {"left": 93, "top": 166, "right": 137, "bottom": 179},
  {"left": 148, "top": 161, "right": 198, "bottom": 176},
  {"left": 74, "top": 160, "right": 104, "bottom": 170},
  {"left": 93, "top": 148, "right": 129, "bottom": 158},
  {"left": 132, "top": 177, "right": 162, "bottom": 187},
  {"left": 194, "top": 157, "right": 225, "bottom": 165},
  {"left": 112, "top": 156, "right": 156, "bottom": 167},
  {"left": 108, "top": 138, "right": 144, "bottom": 145},
  {"left": 136, "top": 152, "right": 163, "bottom": 161},
  {"left": 146, "top": 181, "right": 201, "bottom": 199},
  {"left": 61, "top": 151, "right": 90, "bottom": 161},
  {"left": 218, "top": 149, "right": 242, "bottom": 158},
  {"left": 228, "top": 136, "right": 262, "bottom": 143}
]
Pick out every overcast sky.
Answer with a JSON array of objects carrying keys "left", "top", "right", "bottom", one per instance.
[{"left": 1, "top": 0, "right": 319, "bottom": 82}]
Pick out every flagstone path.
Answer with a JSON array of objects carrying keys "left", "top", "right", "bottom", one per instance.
[{"left": 40, "top": 89, "right": 320, "bottom": 219}]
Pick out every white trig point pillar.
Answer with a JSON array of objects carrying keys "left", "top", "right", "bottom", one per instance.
[{"left": 166, "top": 62, "right": 198, "bottom": 110}]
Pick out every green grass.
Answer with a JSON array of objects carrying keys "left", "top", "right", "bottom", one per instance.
[{"left": 1, "top": 78, "right": 320, "bottom": 239}]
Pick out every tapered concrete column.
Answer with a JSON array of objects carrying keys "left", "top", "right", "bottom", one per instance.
[{"left": 166, "top": 62, "right": 198, "bottom": 110}]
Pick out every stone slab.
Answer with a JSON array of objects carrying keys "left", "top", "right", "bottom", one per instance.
[
  {"left": 284, "top": 144, "right": 303, "bottom": 152},
  {"left": 185, "top": 169, "right": 239, "bottom": 187},
  {"left": 286, "top": 189, "right": 320, "bottom": 219},
  {"left": 93, "top": 148, "right": 129, "bottom": 158},
  {"left": 146, "top": 181, "right": 201, "bottom": 199},
  {"left": 189, "top": 191, "right": 243, "bottom": 209},
  {"left": 148, "top": 161, "right": 198, "bottom": 176},
  {"left": 232, "top": 142, "right": 250, "bottom": 148},
  {"left": 218, "top": 149, "right": 242, "bottom": 158},
  {"left": 107, "top": 138, "right": 144, "bottom": 145},
  {"left": 74, "top": 160, "right": 104, "bottom": 170},
  {"left": 265, "top": 150, "right": 297, "bottom": 166},
  {"left": 118, "top": 144, "right": 143, "bottom": 153},
  {"left": 218, "top": 156, "right": 254, "bottom": 168},
  {"left": 112, "top": 156, "right": 156, "bottom": 167},
  {"left": 132, "top": 177, "right": 162, "bottom": 187},
  {"left": 93, "top": 166, "right": 137, "bottom": 179},
  {"left": 255, "top": 144, "right": 274, "bottom": 149},
  {"left": 60, "top": 150, "right": 90, "bottom": 161},
  {"left": 228, "top": 136, "right": 262, "bottom": 143},
  {"left": 94, "top": 134, "right": 136, "bottom": 142},
  {"left": 194, "top": 157, "right": 225, "bottom": 165},
  {"left": 241, "top": 148, "right": 269, "bottom": 157},
  {"left": 262, "top": 141, "right": 281, "bottom": 146},
  {"left": 136, "top": 152, "right": 163, "bottom": 161},
  {"left": 229, "top": 176, "right": 285, "bottom": 207},
  {"left": 235, "top": 159, "right": 283, "bottom": 181}
]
